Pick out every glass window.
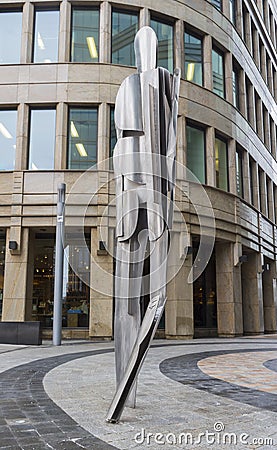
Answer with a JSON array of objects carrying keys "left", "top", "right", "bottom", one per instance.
[
  {"left": 71, "top": 8, "right": 99, "bottom": 62},
  {"left": 33, "top": 10, "right": 59, "bottom": 63},
  {"left": 0, "top": 110, "right": 17, "bottom": 171},
  {"left": 210, "top": 0, "right": 222, "bottom": 11},
  {"left": 28, "top": 109, "right": 56, "bottom": 170},
  {"left": 249, "top": 157, "right": 255, "bottom": 205},
  {"left": 236, "top": 148, "right": 243, "bottom": 197},
  {"left": 0, "top": 11, "right": 22, "bottom": 64},
  {"left": 0, "top": 231, "right": 6, "bottom": 317},
  {"left": 112, "top": 10, "right": 138, "bottom": 66},
  {"left": 215, "top": 137, "right": 228, "bottom": 191},
  {"left": 68, "top": 108, "right": 98, "bottom": 170},
  {"left": 184, "top": 32, "right": 203, "bottom": 86},
  {"left": 150, "top": 18, "right": 173, "bottom": 72},
  {"left": 229, "top": 0, "right": 236, "bottom": 25},
  {"left": 110, "top": 107, "right": 116, "bottom": 169},
  {"left": 186, "top": 125, "right": 206, "bottom": 184},
  {"left": 232, "top": 68, "right": 239, "bottom": 108},
  {"left": 212, "top": 48, "right": 225, "bottom": 98},
  {"left": 31, "top": 233, "right": 90, "bottom": 328}
]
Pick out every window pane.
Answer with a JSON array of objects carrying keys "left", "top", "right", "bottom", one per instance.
[
  {"left": 68, "top": 108, "right": 98, "bottom": 169},
  {"left": 29, "top": 109, "right": 56, "bottom": 170},
  {"left": 236, "top": 150, "right": 243, "bottom": 197},
  {"left": 212, "top": 49, "right": 225, "bottom": 98},
  {"left": 229, "top": 0, "right": 236, "bottom": 25},
  {"left": 0, "top": 11, "right": 22, "bottom": 64},
  {"left": 112, "top": 10, "right": 138, "bottom": 66},
  {"left": 33, "top": 10, "right": 59, "bottom": 63},
  {"left": 184, "top": 33, "right": 203, "bottom": 86},
  {"left": 0, "top": 110, "right": 17, "bottom": 170},
  {"left": 110, "top": 107, "right": 116, "bottom": 169},
  {"left": 215, "top": 137, "right": 228, "bottom": 191},
  {"left": 232, "top": 69, "right": 239, "bottom": 108},
  {"left": 186, "top": 125, "right": 205, "bottom": 184},
  {"left": 0, "top": 231, "right": 6, "bottom": 316},
  {"left": 210, "top": 0, "right": 222, "bottom": 11},
  {"left": 150, "top": 19, "right": 173, "bottom": 72},
  {"left": 71, "top": 8, "right": 99, "bottom": 62}
]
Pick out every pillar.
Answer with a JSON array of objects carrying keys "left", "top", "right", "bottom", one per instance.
[
  {"left": 175, "top": 20, "right": 184, "bottom": 78},
  {"left": 55, "top": 103, "right": 67, "bottom": 170},
  {"left": 2, "top": 228, "right": 33, "bottom": 321},
  {"left": 206, "top": 126, "right": 215, "bottom": 187},
  {"left": 216, "top": 242, "right": 243, "bottom": 337},
  {"left": 228, "top": 139, "right": 237, "bottom": 195},
  {"left": 97, "top": 103, "right": 110, "bottom": 170},
  {"left": 241, "top": 252, "right": 264, "bottom": 335},
  {"left": 263, "top": 260, "right": 277, "bottom": 333},
  {"left": 203, "top": 35, "right": 212, "bottom": 91},
  {"left": 99, "top": 1, "right": 111, "bottom": 63},
  {"left": 166, "top": 233, "right": 193, "bottom": 339},
  {"left": 59, "top": 0, "right": 71, "bottom": 62},
  {"left": 140, "top": 8, "right": 150, "bottom": 27},
  {"left": 21, "top": 2, "right": 34, "bottom": 63}
]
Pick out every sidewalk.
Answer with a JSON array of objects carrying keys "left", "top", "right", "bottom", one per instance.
[{"left": 0, "top": 336, "right": 277, "bottom": 449}]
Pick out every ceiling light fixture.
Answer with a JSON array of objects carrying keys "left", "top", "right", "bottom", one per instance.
[
  {"left": 86, "top": 36, "right": 98, "bottom": 59},
  {"left": 75, "top": 143, "right": 88, "bottom": 157},
  {"left": 0, "top": 123, "right": 12, "bottom": 139},
  {"left": 186, "top": 63, "right": 195, "bottom": 81},
  {"left": 70, "top": 121, "right": 79, "bottom": 137}
]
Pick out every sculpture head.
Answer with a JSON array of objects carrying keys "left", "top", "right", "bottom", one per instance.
[{"left": 134, "top": 26, "right": 158, "bottom": 73}]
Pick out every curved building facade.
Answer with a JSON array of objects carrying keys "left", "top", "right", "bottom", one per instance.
[{"left": 0, "top": 0, "right": 276, "bottom": 339}]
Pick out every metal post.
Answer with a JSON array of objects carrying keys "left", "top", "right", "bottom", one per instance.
[{"left": 53, "top": 183, "right": 66, "bottom": 346}]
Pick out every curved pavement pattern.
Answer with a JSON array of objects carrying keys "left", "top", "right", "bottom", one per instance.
[{"left": 1, "top": 339, "right": 277, "bottom": 450}]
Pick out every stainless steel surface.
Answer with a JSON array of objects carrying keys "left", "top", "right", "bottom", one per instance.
[
  {"left": 107, "top": 26, "right": 180, "bottom": 422},
  {"left": 53, "top": 183, "right": 66, "bottom": 346}
]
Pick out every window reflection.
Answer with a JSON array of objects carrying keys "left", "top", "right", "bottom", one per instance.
[
  {"left": 110, "top": 107, "right": 116, "bottom": 169},
  {"left": 210, "top": 0, "right": 222, "bottom": 11},
  {"left": 68, "top": 108, "right": 98, "bottom": 169},
  {"left": 150, "top": 18, "right": 173, "bottom": 72},
  {"left": 0, "top": 11, "right": 22, "bottom": 64},
  {"left": 215, "top": 137, "right": 228, "bottom": 191},
  {"left": 28, "top": 109, "right": 56, "bottom": 170},
  {"left": 112, "top": 10, "right": 138, "bottom": 66},
  {"left": 212, "top": 48, "right": 225, "bottom": 98},
  {"left": 186, "top": 125, "right": 206, "bottom": 184},
  {"left": 184, "top": 32, "right": 203, "bottom": 86},
  {"left": 236, "top": 148, "right": 243, "bottom": 197},
  {"left": 33, "top": 9, "right": 59, "bottom": 63},
  {"left": 71, "top": 8, "right": 99, "bottom": 62},
  {"left": 0, "top": 110, "right": 17, "bottom": 171}
]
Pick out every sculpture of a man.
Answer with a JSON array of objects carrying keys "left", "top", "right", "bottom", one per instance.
[{"left": 106, "top": 26, "right": 180, "bottom": 423}]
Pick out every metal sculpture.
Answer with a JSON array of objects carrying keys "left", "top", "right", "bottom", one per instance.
[{"left": 106, "top": 26, "right": 180, "bottom": 423}]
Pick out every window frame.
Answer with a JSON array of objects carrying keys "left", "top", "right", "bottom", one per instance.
[
  {"left": 32, "top": 6, "right": 60, "bottom": 64},
  {"left": 150, "top": 14, "right": 175, "bottom": 73},
  {"left": 212, "top": 46, "right": 225, "bottom": 98},
  {"left": 111, "top": 7, "right": 139, "bottom": 67},
  {"left": 186, "top": 121, "right": 207, "bottom": 185},
  {"left": 70, "top": 6, "right": 100, "bottom": 63},
  {"left": 184, "top": 28, "right": 203, "bottom": 86},
  {"left": 215, "top": 134, "right": 229, "bottom": 192},
  {"left": 0, "top": 8, "right": 23, "bottom": 64}
]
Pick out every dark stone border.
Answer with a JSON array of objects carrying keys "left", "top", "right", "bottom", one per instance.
[
  {"left": 264, "top": 358, "right": 277, "bottom": 373},
  {"left": 0, "top": 349, "right": 118, "bottom": 450},
  {"left": 159, "top": 348, "right": 277, "bottom": 413}
]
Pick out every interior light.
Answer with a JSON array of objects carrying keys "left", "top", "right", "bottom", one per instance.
[
  {"left": 38, "top": 32, "right": 45, "bottom": 50},
  {"left": 0, "top": 123, "right": 12, "bottom": 139},
  {"left": 86, "top": 37, "right": 98, "bottom": 59},
  {"left": 186, "top": 63, "right": 195, "bottom": 81},
  {"left": 31, "top": 162, "right": 38, "bottom": 170},
  {"left": 76, "top": 143, "right": 88, "bottom": 157},
  {"left": 70, "top": 121, "right": 79, "bottom": 138}
]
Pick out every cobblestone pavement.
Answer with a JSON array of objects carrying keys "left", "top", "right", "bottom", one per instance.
[{"left": 0, "top": 337, "right": 276, "bottom": 450}]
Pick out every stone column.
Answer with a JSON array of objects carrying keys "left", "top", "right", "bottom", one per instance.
[
  {"left": 267, "top": 179, "right": 274, "bottom": 222},
  {"left": 225, "top": 52, "right": 233, "bottom": 104},
  {"left": 97, "top": 103, "right": 110, "bottom": 170},
  {"left": 175, "top": 20, "right": 184, "bottom": 78},
  {"left": 222, "top": 0, "right": 230, "bottom": 20},
  {"left": 55, "top": 103, "right": 67, "bottom": 170},
  {"left": 216, "top": 242, "right": 243, "bottom": 337},
  {"left": 255, "top": 95, "right": 264, "bottom": 141},
  {"left": 235, "top": 0, "right": 243, "bottom": 37},
  {"left": 166, "top": 233, "right": 193, "bottom": 339},
  {"left": 140, "top": 8, "right": 150, "bottom": 27},
  {"left": 89, "top": 227, "right": 113, "bottom": 338},
  {"left": 203, "top": 35, "right": 212, "bottom": 91},
  {"left": 206, "top": 126, "right": 215, "bottom": 187},
  {"left": 59, "top": 0, "right": 71, "bottom": 62},
  {"left": 270, "top": 118, "right": 277, "bottom": 159},
  {"left": 263, "top": 108, "right": 270, "bottom": 150},
  {"left": 99, "top": 1, "right": 111, "bottom": 63},
  {"left": 259, "top": 170, "right": 268, "bottom": 216},
  {"left": 246, "top": 82, "right": 256, "bottom": 129},
  {"left": 252, "top": 27, "right": 260, "bottom": 68},
  {"left": 21, "top": 2, "right": 34, "bottom": 63},
  {"left": 243, "top": 7, "right": 252, "bottom": 51},
  {"left": 228, "top": 139, "right": 237, "bottom": 195},
  {"left": 2, "top": 228, "right": 34, "bottom": 321},
  {"left": 241, "top": 252, "right": 264, "bottom": 335},
  {"left": 15, "top": 104, "right": 29, "bottom": 170}
]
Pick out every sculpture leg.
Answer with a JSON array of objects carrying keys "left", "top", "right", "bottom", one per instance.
[
  {"left": 114, "top": 209, "right": 148, "bottom": 407},
  {"left": 106, "top": 230, "right": 168, "bottom": 423}
]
